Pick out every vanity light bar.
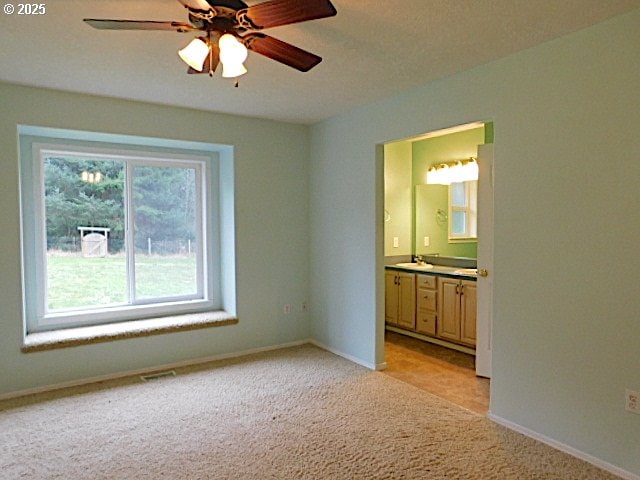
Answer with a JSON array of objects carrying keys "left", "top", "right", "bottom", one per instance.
[{"left": 426, "top": 157, "right": 478, "bottom": 185}]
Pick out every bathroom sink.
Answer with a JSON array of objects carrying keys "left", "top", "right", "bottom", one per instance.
[
  {"left": 395, "top": 262, "right": 433, "bottom": 270},
  {"left": 453, "top": 268, "right": 478, "bottom": 276}
]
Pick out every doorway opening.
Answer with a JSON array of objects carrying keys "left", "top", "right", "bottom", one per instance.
[{"left": 381, "top": 121, "right": 493, "bottom": 414}]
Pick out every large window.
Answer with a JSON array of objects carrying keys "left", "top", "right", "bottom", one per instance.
[{"left": 20, "top": 135, "right": 223, "bottom": 333}]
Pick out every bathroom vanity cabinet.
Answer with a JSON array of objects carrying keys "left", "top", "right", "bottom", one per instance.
[{"left": 385, "top": 266, "right": 477, "bottom": 350}]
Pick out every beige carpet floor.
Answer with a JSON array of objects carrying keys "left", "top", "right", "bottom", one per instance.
[{"left": 0, "top": 345, "right": 620, "bottom": 479}]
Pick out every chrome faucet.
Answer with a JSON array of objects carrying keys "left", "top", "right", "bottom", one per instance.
[{"left": 414, "top": 255, "right": 425, "bottom": 266}]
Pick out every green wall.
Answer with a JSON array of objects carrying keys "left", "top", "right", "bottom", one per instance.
[
  {"left": 383, "top": 141, "right": 412, "bottom": 256},
  {"left": 383, "top": 126, "right": 485, "bottom": 259},
  {"left": 310, "top": 9, "right": 640, "bottom": 477},
  {"left": 415, "top": 184, "right": 477, "bottom": 258},
  {"left": 412, "top": 126, "right": 484, "bottom": 258},
  {"left": 0, "top": 82, "right": 311, "bottom": 396}
]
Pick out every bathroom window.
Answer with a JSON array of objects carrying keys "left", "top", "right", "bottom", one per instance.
[
  {"left": 20, "top": 134, "right": 224, "bottom": 334},
  {"left": 448, "top": 181, "right": 477, "bottom": 241}
]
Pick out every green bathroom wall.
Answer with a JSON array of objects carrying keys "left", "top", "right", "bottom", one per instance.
[
  {"left": 414, "top": 184, "right": 477, "bottom": 258},
  {"left": 484, "top": 122, "right": 494, "bottom": 144},
  {"left": 412, "top": 127, "right": 484, "bottom": 257},
  {"left": 383, "top": 141, "right": 412, "bottom": 256}
]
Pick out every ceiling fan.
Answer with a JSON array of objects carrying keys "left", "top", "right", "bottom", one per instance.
[{"left": 84, "top": 0, "right": 337, "bottom": 81}]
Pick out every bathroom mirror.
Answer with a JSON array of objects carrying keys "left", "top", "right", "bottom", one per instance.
[{"left": 415, "top": 184, "right": 477, "bottom": 259}]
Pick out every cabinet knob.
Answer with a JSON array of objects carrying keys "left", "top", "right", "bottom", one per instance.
[{"left": 478, "top": 269, "right": 489, "bottom": 277}]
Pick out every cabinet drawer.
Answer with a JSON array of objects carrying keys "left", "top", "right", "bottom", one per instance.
[
  {"left": 417, "top": 274, "right": 437, "bottom": 289},
  {"left": 416, "top": 311, "right": 436, "bottom": 336},
  {"left": 417, "top": 289, "right": 437, "bottom": 311}
]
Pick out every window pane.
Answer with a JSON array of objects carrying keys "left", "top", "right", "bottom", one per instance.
[
  {"left": 451, "top": 182, "right": 466, "bottom": 206},
  {"left": 451, "top": 211, "right": 467, "bottom": 235},
  {"left": 133, "top": 165, "right": 198, "bottom": 300},
  {"left": 44, "top": 156, "right": 126, "bottom": 311}
]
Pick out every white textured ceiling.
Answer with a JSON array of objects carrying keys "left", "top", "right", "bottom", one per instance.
[{"left": 1, "top": 1, "right": 638, "bottom": 124}]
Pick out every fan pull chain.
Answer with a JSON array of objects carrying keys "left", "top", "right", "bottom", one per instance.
[{"left": 234, "top": 80, "right": 239, "bottom": 88}]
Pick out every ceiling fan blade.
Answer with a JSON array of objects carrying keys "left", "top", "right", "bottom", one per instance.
[
  {"left": 177, "top": 0, "right": 213, "bottom": 10},
  {"left": 244, "top": 33, "right": 321, "bottom": 72},
  {"left": 237, "top": 0, "right": 336, "bottom": 30},
  {"left": 187, "top": 44, "right": 220, "bottom": 75},
  {"left": 84, "top": 19, "right": 195, "bottom": 32}
]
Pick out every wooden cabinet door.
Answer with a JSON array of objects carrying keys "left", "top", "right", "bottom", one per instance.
[
  {"left": 460, "top": 280, "right": 477, "bottom": 346},
  {"left": 396, "top": 272, "right": 416, "bottom": 330},
  {"left": 385, "top": 271, "right": 399, "bottom": 325},
  {"left": 438, "top": 278, "right": 461, "bottom": 342}
]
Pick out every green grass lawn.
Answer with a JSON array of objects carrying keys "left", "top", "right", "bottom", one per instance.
[{"left": 47, "top": 253, "right": 197, "bottom": 311}]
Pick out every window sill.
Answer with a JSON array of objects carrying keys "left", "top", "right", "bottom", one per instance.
[{"left": 22, "top": 311, "right": 238, "bottom": 353}]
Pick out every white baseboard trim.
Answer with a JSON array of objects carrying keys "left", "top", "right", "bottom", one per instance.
[
  {"left": 488, "top": 414, "right": 640, "bottom": 480},
  {"left": 308, "top": 339, "right": 378, "bottom": 370},
  {"left": 0, "top": 339, "right": 310, "bottom": 401},
  {"left": 386, "top": 325, "right": 476, "bottom": 355}
]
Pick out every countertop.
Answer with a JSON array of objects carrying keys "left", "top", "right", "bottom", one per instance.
[{"left": 385, "top": 263, "right": 477, "bottom": 280}]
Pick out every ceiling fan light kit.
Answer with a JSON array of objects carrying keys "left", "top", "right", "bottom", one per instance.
[
  {"left": 218, "top": 34, "right": 249, "bottom": 78},
  {"left": 178, "top": 37, "right": 211, "bottom": 71},
  {"left": 84, "top": 0, "right": 337, "bottom": 83}
]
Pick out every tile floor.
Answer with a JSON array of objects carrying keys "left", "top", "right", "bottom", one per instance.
[{"left": 382, "top": 330, "right": 490, "bottom": 415}]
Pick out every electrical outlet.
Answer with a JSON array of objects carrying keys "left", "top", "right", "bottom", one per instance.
[
  {"left": 625, "top": 389, "right": 640, "bottom": 414},
  {"left": 423, "top": 236, "right": 430, "bottom": 247},
  {"left": 283, "top": 304, "right": 291, "bottom": 315},
  {"left": 393, "top": 237, "right": 399, "bottom": 248}
]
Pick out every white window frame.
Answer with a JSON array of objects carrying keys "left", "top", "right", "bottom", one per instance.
[
  {"left": 448, "top": 180, "right": 477, "bottom": 242},
  {"left": 22, "top": 141, "right": 219, "bottom": 333}
]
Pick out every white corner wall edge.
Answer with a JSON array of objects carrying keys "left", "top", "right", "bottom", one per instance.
[
  {"left": 309, "top": 339, "right": 385, "bottom": 370},
  {"left": 0, "top": 339, "right": 311, "bottom": 401},
  {"left": 488, "top": 413, "right": 640, "bottom": 480}
]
